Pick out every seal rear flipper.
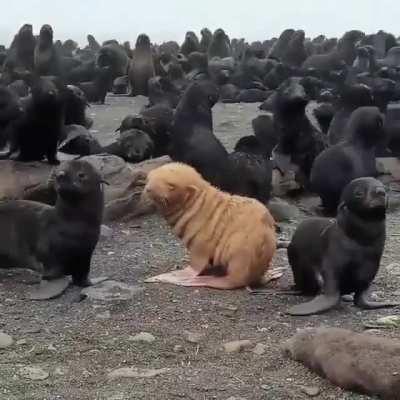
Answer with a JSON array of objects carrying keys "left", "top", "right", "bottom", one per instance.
[
  {"left": 287, "top": 293, "right": 340, "bottom": 316},
  {"left": 354, "top": 291, "right": 400, "bottom": 310},
  {"left": 28, "top": 277, "right": 71, "bottom": 300}
]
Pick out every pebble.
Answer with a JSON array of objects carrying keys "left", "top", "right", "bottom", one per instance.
[
  {"left": 386, "top": 263, "right": 400, "bottom": 276},
  {"left": 252, "top": 343, "right": 267, "bottom": 355},
  {"left": 226, "top": 397, "right": 247, "bottom": 400},
  {"left": 0, "top": 332, "right": 13, "bottom": 349},
  {"left": 376, "top": 315, "right": 400, "bottom": 327},
  {"left": 16, "top": 339, "right": 27, "bottom": 346},
  {"left": 223, "top": 340, "right": 253, "bottom": 353},
  {"left": 54, "top": 367, "right": 67, "bottom": 376},
  {"left": 108, "top": 367, "right": 169, "bottom": 379},
  {"left": 19, "top": 366, "right": 49, "bottom": 380},
  {"left": 394, "top": 290, "right": 400, "bottom": 296},
  {"left": 300, "top": 386, "right": 320, "bottom": 397},
  {"left": 184, "top": 331, "right": 204, "bottom": 344},
  {"left": 21, "top": 326, "right": 41, "bottom": 334},
  {"left": 129, "top": 332, "right": 156, "bottom": 343},
  {"left": 173, "top": 345, "right": 184, "bottom": 353},
  {"left": 96, "top": 311, "right": 111, "bottom": 320},
  {"left": 100, "top": 225, "right": 113, "bottom": 238},
  {"left": 81, "top": 280, "right": 143, "bottom": 301}
]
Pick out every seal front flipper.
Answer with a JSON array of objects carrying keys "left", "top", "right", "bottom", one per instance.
[
  {"left": 287, "top": 293, "right": 341, "bottom": 316},
  {"left": 28, "top": 277, "right": 71, "bottom": 300},
  {"left": 354, "top": 290, "right": 400, "bottom": 310}
]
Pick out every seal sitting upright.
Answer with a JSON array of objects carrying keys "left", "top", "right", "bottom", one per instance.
[
  {"left": 286, "top": 177, "right": 398, "bottom": 316},
  {"left": 0, "top": 160, "right": 104, "bottom": 299}
]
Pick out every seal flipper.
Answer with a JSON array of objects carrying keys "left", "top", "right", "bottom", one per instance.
[
  {"left": 287, "top": 293, "right": 341, "bottom": 316},
  {"left": 354, "top": 290, "right": 400, "bottom": 310},
  {"left": 28, "top": 277, "right": 71, "bottom": 300}
]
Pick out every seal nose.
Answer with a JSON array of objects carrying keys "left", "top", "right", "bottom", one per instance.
[
  {"left": 375, "top": 186, "right": 386, "bottom": 196},
  {"left": 56, "top": 170, "right": 67, "bottom": 180}
]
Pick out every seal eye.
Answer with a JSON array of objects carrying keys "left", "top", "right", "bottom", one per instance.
[
  {"left": 354, "top": 190, "right": 364, "bottom": 199},
  {"left": 168, "top": 183, "right": 175, "bottom": 191},
  {"left": 78, "top": 172, "right": 86, "bottom": 180}
]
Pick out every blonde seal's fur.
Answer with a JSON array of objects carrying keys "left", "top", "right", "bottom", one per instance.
[{"left": 144, "top": 162, "right": 277, "bottom": 289}]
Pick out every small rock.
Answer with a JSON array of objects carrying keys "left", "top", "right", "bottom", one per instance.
[
  {"left": 19, "top": 366, "right": 49, "bottom": 380},
  {"left": 394, "top": 290, "right": 400, "bottom": 297},
  {"left": 223, "top": 340, "right": 253, "bottom": 353},
  {"left": 300, "top": 386, "right": 320, "bottom": 397},
  {"left": 226, "top": 397, "right": 247, "bottom": 400},
  {"left": 129, "top": 332, "right": 156, "bottom": 343},
  {"left": 0, "top": 332, "right": 13, "bottom": 349},
  {"left": 96, "top": 311, "right": 111, "bottom": 320},
  {"left": 184, "top": 331, "right": 204, "bottom": 344},
  {"left": 100, "top": 225, "right": 113, "bottom": 238},
  {"left": 376, "top": 315, "right": 400, "bottom": 327},
  {"left": 16, "top": 339, "right": 27, "bottom": 346},
  {"left": 47, "top": 344, "right": 57, "bottom": 351},
  {"left": 173, "top": 345, "right": 184, "bottom": 353},
  {"left": 21, "top": 325, "right": 41, "bottom": 334},
  {"left": 252, "top": 343, "right": 267, "bottom": 355},
  {"left": 386, "top": 263, "right": 400, "bottom": 276},
  {"left": 81, "top": 280, "right": 143, "bottom": 301},
  {"left": 364, "top": 329, "right": 383, "bottom": 335},
  {"left": 54, "top": 367, "right": 67, "bottom": 376},
  {"left": 108, "top": 367, "right": 169, "bottom": 379}
]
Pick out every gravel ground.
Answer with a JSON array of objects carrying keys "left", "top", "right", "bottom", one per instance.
[{"left": 0, "top": 96, "right": 399, "bottom": 400}]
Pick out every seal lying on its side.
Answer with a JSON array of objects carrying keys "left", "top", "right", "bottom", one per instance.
[
  {"left": 286, "top": 177, "right": 398, "bottom": 316},
  {"left": 282, "top": 327, "right": 400, "bottom": 399},
  {"left": 0, "top": 160, "right": 104, "bottom": 299}
]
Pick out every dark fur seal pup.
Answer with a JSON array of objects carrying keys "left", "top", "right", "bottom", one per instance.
[
  {"left": 128, "top": 34, "right": 155, "bottom": 96},
  {"left": 208, "top": 29, "right": 231, "bottom": 59},
  {"left": 64, "top": 85, "right": 92, "bottom": 128},
  {"left": 180, "top": 31, "right": 200, "bottom": 56},
  {"left": 0, "top": 86, "right": 23, "bottom": 148},
  {"left": 268, "top": 29, "right": 295, "bottom": 61},
  {"left": 281, "top": 30, "right": 307, "bottom": 67},
  {"left": 103, "top": 128, "right": 154, "bottom": 163},
  {"left": 86, "top": 34, "right": 101, "bottom": 53},
  {"left": 170, "top": 80, "right": 231, "bottom": 190},
  {"left": 186, "top": 52, "right": 209, "bottom": 81},
  {"left": 34, "top": 24, "right": 61, "bottom": 76},
  {"left": 273, "top": 77, "right": 326, "bottom": 185},
  {"left": 6, "top": 24, "right": 36, "bottom": 72},
  {"left": 311, "top": 107, "right": 382, "bottom": 213},
  {"left": 282, "top": 327, "right": 400, "bottom": 399},
  {"left": 228, "top": 150, "right": 272, "bottom": 203},
  {"left": 3, "top": 76, "right": 66, "bottom": 164},
  {"left": 200, "top": 28, "right": 212, "bottom": 52},
  {"left": 327, "top": 84, "right": 374, "bottom": 145},
  {"left": 287, "top": 177, "right": 398, "bottom": 316},
  {"left": 97, "top": 42, "right": 129, "bottom": 80},
  {"left": 0, "top": 160, "right": 104, "bottom": 290},
  {"left": 78, "top": 66, "right": 113, "bottom": 104}
]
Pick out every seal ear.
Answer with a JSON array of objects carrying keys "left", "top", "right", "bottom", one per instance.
[{"left": 337, "top": 201, "right": 346, "bottom": 213}]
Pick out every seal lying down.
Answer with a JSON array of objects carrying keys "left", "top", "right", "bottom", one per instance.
[{"left": 0, "top": 160, "right": 105, "bottom": 300}]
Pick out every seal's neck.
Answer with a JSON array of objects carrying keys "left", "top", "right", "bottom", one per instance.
[
  {"left": 337, "top": 204, "right": 385, "bottom": 244},
  {"left": 55, "top": 191, "right": 104, "bottom": 225}
]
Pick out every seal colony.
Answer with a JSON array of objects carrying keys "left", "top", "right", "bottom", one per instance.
[{"left": 1, "top": 23, "right": 400, "bottom": 399}]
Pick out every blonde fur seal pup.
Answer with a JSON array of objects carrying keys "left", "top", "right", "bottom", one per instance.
[{"left": 144, "top": 162, "right": 277, "bottom": 289}]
